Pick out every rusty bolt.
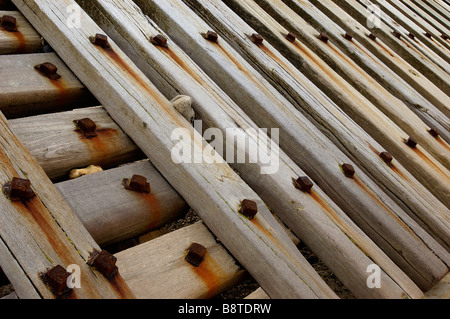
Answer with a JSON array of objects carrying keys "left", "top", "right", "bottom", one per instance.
[
  {"left": 251, "top": 33, "right": 264, "bottom": 45},
  {"left": 1, "top": 15, "right": 17, "bottom": 32},
  {"left": 341, "top": 163, "right": 356, "bottom": 179},
  {"left": 91, "top": 250, "right": 118, "bottom": 280},
  {"left": 43, "top": 265, "right": 72, "bottom": 297},
  {"left": 442, "top": 34, "right": 449, "bottom": 41},
  {"left": 151, "top": 34, "right": 168, "bottom": 47},
  {"left": 90, "top": 33, "right": 110, "bottom": 48},
  {"left": 368, "top": 33, "right": 377, "bottom": 41},
  {"left": 3, "top": 177, "right": 35, "bottom": 202},
  {"left": 74, "top": 118, "right": 98, "bottom": 139},
  {"left": 34, "top": 62, "right": 61, "bottom": 80},
  {"left": 124, "top": 175, "right": 151, "bottom": 194},
  {"left": 392, "top": 30, "right": 402, "bottom": 39},
  {"left": 239, "top": 199, "right": 258, "bottom": 220},
  {"left": 295, "top": 176, "right": 314, "bottom": 194},
  {"left": 205, "top": 30, "right": 218, "bottom": 43},
  {"left": 286, "top": 32, "right": 297, "bottom": 43},
  {"left": 185, "top": 243, "right": 207, "bottom": 267},
  {"left": 318, "top": 32, "right": 329, "bottom": 43},
  {"left": 428, "top": 128, "right": 440, "bottom": 138},
  {"left": 344, "top": 32, "right": 353, "bottom": 41},
  {"left": 406, "top": 137, "right": 418, "bottom": 148},
  {"left": 380, "top": 152, "right": 393, "bottom": 165},
  {"left": 408, "top": 32, "right": 415, "bottom": 39},
  {"left": 424, "top": 32, "right": 432, "bottom": 39}
]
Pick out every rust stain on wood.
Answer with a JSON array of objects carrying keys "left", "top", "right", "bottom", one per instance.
[
  {"left": 109, "top": 273, "right": 135, "bottom": 299},
  {"left": 75, "top": 127, "right": 119, "bottom": 163},
  {"left": 191, "top": 253, "right": 223, "bottom": 299},
  {"left": 0, "top": 27, "right": 27, "bottom": 52}
]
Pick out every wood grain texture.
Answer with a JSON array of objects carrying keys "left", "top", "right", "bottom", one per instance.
[{"left": 0, "top": 11, "right": 41, "bottom": 54}]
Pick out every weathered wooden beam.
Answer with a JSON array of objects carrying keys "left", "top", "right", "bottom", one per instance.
[
  {"left": 0, "top": 53, "right": 97, "bottom": 119},
  {"left": 307, "top": 0, "right": 450, "bottom": 123},
  {"left": 424, "top": 273, "right": 450, "bottom": 299},
  {"left": 77, "top": 0, "right": 424, "bottom": 298},
  {"left": 0, "top": 111, "right": 135, "bottom": 299},
  {"left": 10, "top": 106, "right": 144, "bottom": 180},
  {"left": 219, "top": 0, "right": 450, "bottom": 248},
  {"left": 412, "top": 0, "right": 450, "bottom": 30},
  {"left": 136, "top": 0, "right": 449, "bottom": 292},
  {"left": 332, "top": 0, "right": 450, "bottom": 94},
  {"left": 13, "top": 0, "right": 337, "bottom": 299},
  {"left": 0, "top": 11, "right": 41, "bottom": 54},
  {"left": 117, "top": 222, "right": 247, "bottom": 299}
]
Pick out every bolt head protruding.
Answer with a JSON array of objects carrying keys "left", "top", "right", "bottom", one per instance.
[
  {"left": 185, "top": 243, "right": 207, "bottom": 267},
  {"left": 251, "top": 33, "right": 264, "bottom": 45},
  {"left": 1, "top": 15, "right": 17, "bottom": 32},
  {"left": 43, "top": 265, "right": 72, "bottom": 297},
  {"left": 380, "top": 152, "right": 393, "bottom": 165},
  {"left": 406, "top": 137, "right": 418, "bottom": 148},
  {"left": 342, "top": 164, "right": 356, "bottom": 179},
  {"left": 295, "top": 176, "right": 314, "bottom": 193},
  {"left": 239, "top": 199, "right": 258, "bottom": 220},
  {"left": 92, "top": 250, "right": 118, "bottom": 280}
]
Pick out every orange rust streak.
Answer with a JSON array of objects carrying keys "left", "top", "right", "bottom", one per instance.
[
  {"left": 109, "top": 274, "right": 135, "bottom": 299},
  {"left": 0, "top": 28, "right": 27, "bottom": 53},
  {"left": 436, "top": 137, "right": 450, "bottom": 152},
  {"left": 192, "top": 254, "right": 222, "bottom": 299},
  {"left": 410, "top": 146, "right": 449, "bottom": 176},
  {"left": 160, "top": 46, "right": 206, "bottom": 86},
  {"left": 137, "top": 193, "right": 162, "bottom": 231},
  {"left": 76, "top": 128, "right": 118, "bottom": 164}
]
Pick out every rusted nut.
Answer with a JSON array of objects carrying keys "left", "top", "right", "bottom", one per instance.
[
  {"left": 286, "top": 32, "right": 297, "bottom": 43},
  {"left": 185, "top": 243, "right": 207, "bottom": 267},
  {"left": 368, "top": 33, "right": 377, "bottom": 41},
  {"left": 151, "top": 34, "right": 168, "bottom": 47},
  {"left": 318, "top": 32, "right": 329, "bottom": 43},
  {"left": 43, "top": 265, "right": 72, "bottom": 297},
  {"left": 294, "top": 176, "right": 314, "bottom": 194},
  {"left": 380, "top": 152, "right": 393, "bottom": 165},
  {"left": 392, "top": 30, "right": 402, "bottom": 39},
  {"left": 90, "top": 250, "right": 118, "bottom": 280},
  {"left": 341, "top": 163, "right": 356, "bottom": 179},
  {"left": 408, "top": 32, "right": 415, "bottom": 40},
  {"left": 406, "top": 137, "right": 418, "bottom": 148},
  {"left": 1, "top": 15, "right": 17, "bottom": 32},
  {"left": 239, "top": 199, "right": 258, "bottom": 220},
  {"left": 251, "top": 33, "right": 264, "bottom": 45},
  {"left": 3, "top": 177, "right": 35, "bottom": 202},
  {"left": 90, "top": 33, "right": 110, "bottom": 49},
  {"left": 344, "top": 32, "right": 353, "bottom": 41},
  {"left": 74, "top": 118, "right": 98, "bottom": 139},
  {"left": 34, "top": 62, "right": 61, "bottom": 80},
  {"left": 428, "top": 128, "right": 440, "bottom": 138},
  {"left": 124, "top": 175, "right": 151, "bottom": 194},
  {"left": 424, "top": 32, "right": 433, "bottom": 39},
  {"left": 442, "top": 34, "right": 449, "bottom": 41},
  {"left": 205, "top": 30, "right": 218, "bottom": 43}
]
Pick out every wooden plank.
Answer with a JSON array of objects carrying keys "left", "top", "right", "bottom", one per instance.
[
  {"left": 0, "top": 53, "right": 97, "bottom": 119},
  {"left": 56, "top": 160, "right": 189, "bottom": 246},
  {"left": 135, "top": 0, "right": 449, "bottom": 292},
  {"left": 0, "top": 11, "right": 41, "bottom": 54},
  {"left": 400, "top": 0, "right": 450, "bottom": 36},
  {"left": 0, "top": 111, "right": 134, "bottom": 299},
  {"left": 77, "top": 0, "right": 424, "bottom": 298},
  {"left": 331, "top": 0, "right": 450, "bottom": 96},
  {"left": 424, "top": 273, "right": 450, "bottom": 299},
  {"left": 116, "top": 222, "right": 247, "bottom": 299},
  {"left": 10, "top": 106, "right": 144, "bottom": 180},
  {"left": 412, "top": 0, "right": 450, "bottom": 29},
  {"left": 218, "top": 0, "right": 450, "bottom": 248},
  {"left": 245, "top": 288, "right": 270, "bottom": 299},
  {"left": 307, "top": 0, "right": 450, "bottom": 124},
  {"left": 13, "top": 0, "right": 338, "bottom": 299}
]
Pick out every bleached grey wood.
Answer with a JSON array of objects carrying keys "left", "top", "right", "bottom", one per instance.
[
  {"left": 0, "top": 53, "right": 97, "bottom": 119},
  {"left": 400, "top": 0, "right": 450, "bottom": 36},
  {"left": 412, "top": 0, "right": 450, "bottom": 30},
  {"left": 10, "top": 106, "right": 143, "bottom": 180},
  {"left": 136, "top": 0, "right": 449, "bottom": 292},
  {"left": 13, "top": 0, "right": 338, "bottom": 299},
  {"left": 77, "top": 0, "right": 425, "bottom": 298},
  {"left": 0, "top": 11, "right": 41, "bottom": 54}
]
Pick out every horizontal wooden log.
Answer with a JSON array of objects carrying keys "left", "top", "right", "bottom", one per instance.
[
  {"left": 136, "top": 0, "right": 449, "bottom": 292},
  {"left": 10, "top": 106, "right": 144, "bottom": 180},
  {"left": 78, "top": 0, "right": 424, "bottom": 298},
  {"left": 307, "top": 0, "right": 450, "bottom": 123},
  {"left": 0, "top": 11, "right": 41, "bottom": 54},
  {"left": 56, "top": 160, "right": 189, "bottom": 245},
  {"left": 116, "top": 222, "right": 247, "bottom": 299},
  {"left": 0, "top": 52, "right": 97, "bottom": 119},
  {"left": 14, "top": 0, "right": 338, "bottom": 299},
  {"left": 0, "top": 111, "right": 134, "bottom": 299}
]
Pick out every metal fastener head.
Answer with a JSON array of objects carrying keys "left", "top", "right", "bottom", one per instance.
[
  {"left": 341, "top": 164, "right": 356, "bottom": 179},
  {"left": 318, "top": 32, "right": 329, "bottom": 43},
  {"left": 251, "top": 33, "right": 264, "bottom": 45},
  {"left": 368, "top": 33, "right": 377, "bottom": 41},
  {"left": 205, "top": 30, "right": 218, "bottom": 43},
  {"left": 424, "top": 32, "right": 432, "bottom": 39},
  {"left": 406, "top": 137, "right": 418, "bottom": 148},
  {"left": 393, "top": 30, "right": 402, "bottom": 39},
  {"left": 295, "top": 176, "right": 314, "bottom": 194},
  {"left": 1, "top": 15, "right": 17, "bottom": 32},
  {"left": 344, "top": 32, "right": 353, "bottom": 41},
  {"left": 442, "top": 34, "right": 449, "bottom": 41},
  {"left": 380, "top": 152, "right": 393, "bottom": 165},
  {"left": 408, "top": 32, "right": 415, "bottom": 39},
  {"left": 151, "top": 34, "right": 168, "bottom": 47},
  {"left": 34, "top": 62, "right": 61, "bottom": 80},
  {"left": 124, "top": 175, "right": 151, "bottom": 194},
  {"left": 43, "top": 265, "right": 72, "bottom": 296},
  {"left": 239, "top": 199, "right": 258, "bottom": 220},
  {"left": 428, "top": 128, "right": 440, "bottom": 138},
  {"left": 286, "top": 32, "right": 297, "bottom": 43},
  {"left": 91, "top": 250, "right": 118, "bottom": 280},
  {"left": 90, "top": 33, "right": 110, "bottom": 48},
  {"left": 185, "top": 243, "right": 207, "bottom": 267},
  {"left": 3, "top": 177, "right": 35, "bottom": 202},
  {"left": 74, "top": 118, "right": 98, "bottom": 139}
]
